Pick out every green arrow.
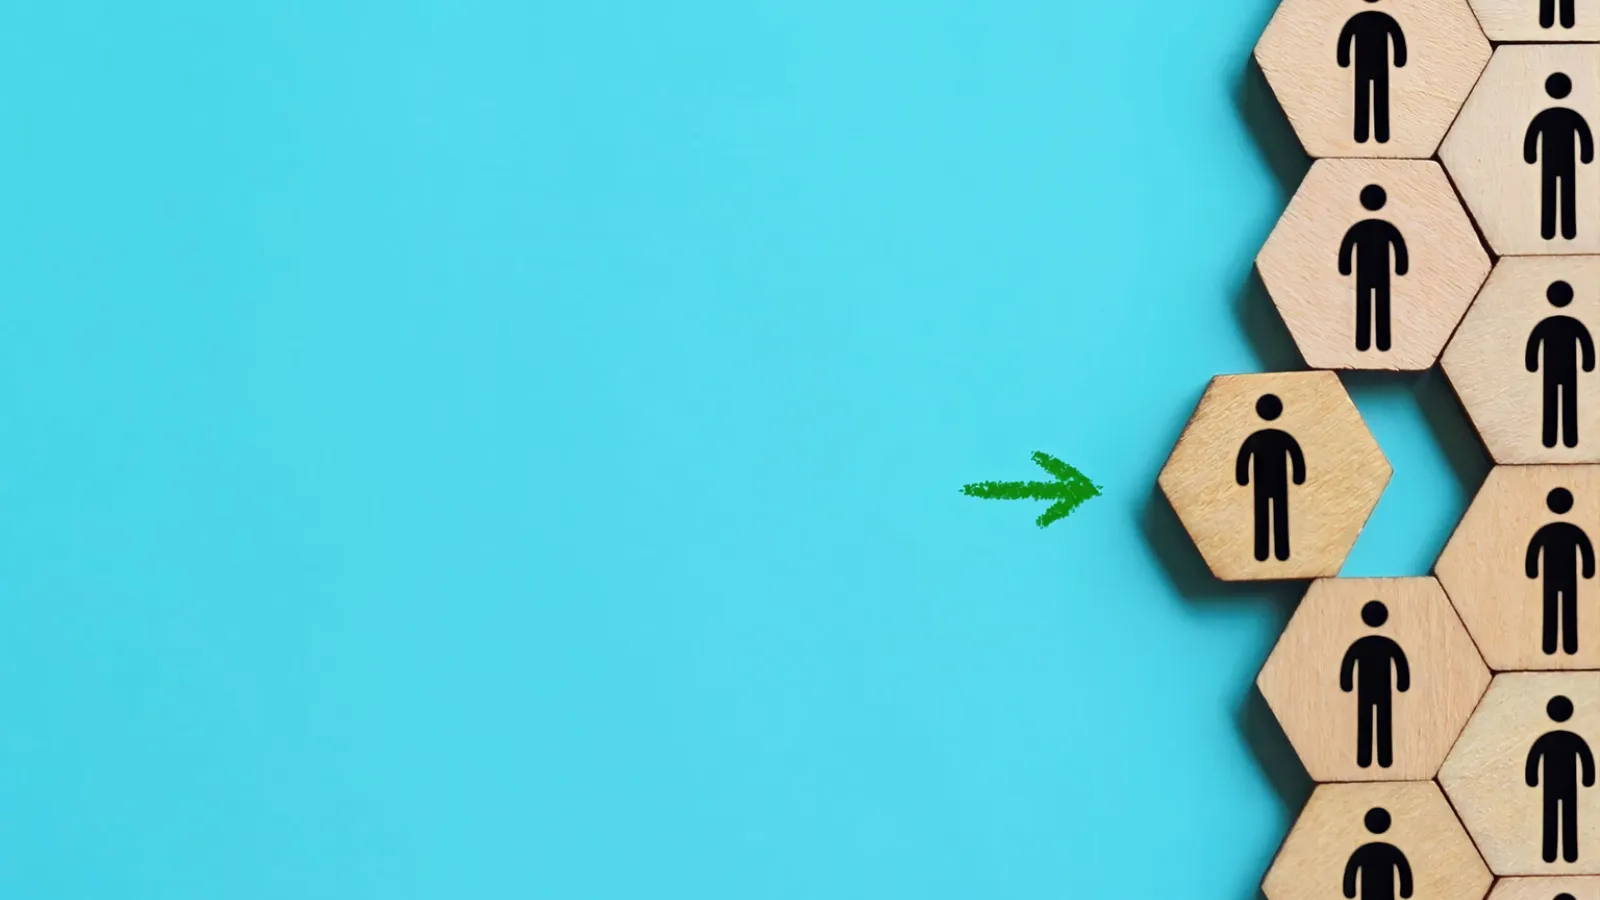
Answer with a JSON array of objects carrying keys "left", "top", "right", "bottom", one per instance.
[{"left": 961, "top": 451, "right": 1102, "bottom": 528}]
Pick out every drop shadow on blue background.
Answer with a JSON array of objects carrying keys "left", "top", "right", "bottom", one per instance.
[{"left": 1139, "top": 58, "right": 1492, "bottom": 895}]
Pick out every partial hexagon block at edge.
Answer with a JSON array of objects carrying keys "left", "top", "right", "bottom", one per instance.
[
  {"left": 1491, "top": 877, "right": 1600, "bottom": 900},
  {"left": 1257, "top": 159, "right": 1490, "bottom": 371},
  {"left": 1157, "top": 372, "right": 1391, "bottom": 582},
  {"left": 1254, "top": 0, "right": 1488, "bottom": 159},
  {"left": 1257, "top": 577, "right": 1489, "bottom": 783}
]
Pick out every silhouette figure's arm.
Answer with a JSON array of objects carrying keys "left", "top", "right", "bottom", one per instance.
[
  {"left": 1582, "top": 740, "right": 1596, "bottom": 787},
  {"left": 1582, "top": 325, "right": 1596, "bottom": 372},
  {"left": 1288, "top": 439, "right": 1306, "bottom": 486},
  {"left": 1338, "top": 229, "right": 1357, "bottom": 276},
  {"left": 1526, "top": 121, "right": 1542, "bottom": 164},
  {"left": 1342, "top": 856, "right": 1358, "bottom": 900},
  {"left": 1235, "top": 443, "right": 1251, "bottom": 487},
  {"left": 1394, "top": 648, "right": 1410, "bottom": 693},
  {"left": 1528, "top": 746, "right": 1543, "bottom": 787},
  {"left": 1528, "top": 329, "right": 1544, "bottom": 373},
  {"left": 1581, "top": 118, "right": 1596, "bottom": 164},
  {"left": 1340, "top": 647, "right": 1357, "bottom": 692},
  {"left": 1389, "top": 22, "right": 1406, "bottom": 68},
  {"left": 1528, "top": 535, "right": 1544, "bottom": 579},
  {"left": 1337, "top": 21, "right": 1355, "bottom": 68},
  {"left": 1391, "top": 231, "right": 1409, "bottom": 277},
  {"left": 1397, "top": 856, "right": 1413, "bottom": 900},
  {"left": 1582, "top": 533, "right": 1596, "bottom": 579}
]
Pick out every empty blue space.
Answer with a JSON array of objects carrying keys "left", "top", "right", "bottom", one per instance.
[{"left": 0, "top": 1, "right": 1485, "bottom": 897}]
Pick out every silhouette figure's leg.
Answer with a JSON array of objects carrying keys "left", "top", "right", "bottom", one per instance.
[
  {"left": 1567, "top": 380, "right": 1581, "bottom": 447},
  {"left": 1565, "top": 172, "right": 1580, "bottom": 240},
  {"left": 1545, "top": 0, "right": 1558, "bottom": 26},
  {"left": 1356, "top": 285, "right": 1373, "bottom": 351},
  {"left": 1547, "top": 378, "right": 1562, "bottom": 448},
  {"left": 1565, "top": 0, "right": 1576, "bottom": 27},
  {"left": 1274, "top": 493, "right": 1291, "bottom": 561},
  {"left": 1357, "top": 699, "right": 1374, "bottom": 768},
  {"left": 1373, "top": 70, "right": 1390, "bottom": 144},
  {"left": 1375, "top": 282, "right": 1391, "bottom": 352},
  {"left": 1376, "top": 696, "right": 1393, "bottom": 767},
  {"left": 1568, "top": 795, "right": 1581, "bottom": 862},
  {"left": 1354, "top": 76, "right": 1371, "bottom": 143},
  {"left": 1547, "top": 583, "right": 1561, "bottom": 654},
  {"left": 1548, "top": 793, "right": 1561, "bottom": 862},
  {"left": 1566, "top": 584, "right": 1581, "bottom": 654},
  {"left": 1254, "top": 489, "right": 1270, "bottom": 562},
  {"left": 1546, "top": 170, "right": 1561, "bottom": 240}
]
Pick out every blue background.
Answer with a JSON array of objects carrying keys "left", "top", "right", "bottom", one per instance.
[{"left": 0, "top": 1, "right": 1488, "bottom": 897}]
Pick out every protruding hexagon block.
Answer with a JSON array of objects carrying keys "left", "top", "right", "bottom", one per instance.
[
  {"left": 1444, "top": 257, "right": 1600, "bottom": 464},
  {"left": 1491, "top": 877, "right": 1600, "bottom": 900},
  {"left": 1257, "top": 159, "right": 1490, "bottom": 371},
  {"left": 1442, "top": 45, "right": 1600, "bottom": 257},
  {"left": 1254, "top": 0, "right": 1488, "bottom": 158},
  {"left": 1436, "top": 465, "right": 1600, "bottom": 671},
  {"left": 1441, "top": 672, "right": 1600, "bottom": 874},
  {"left": 1470, "top": 0, "right": 1600, "bottom": 44},
  {"left": 1262, "top": 782, "right": 1491, "bottom": 900},
  {"left": 1158, "top": 372, "right": 1390, "bottom": 581},
  {"left": 1257, "top": 577, "right": 1488, "bottom": 782}
]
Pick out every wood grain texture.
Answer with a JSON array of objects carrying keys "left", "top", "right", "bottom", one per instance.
[
  {"left": 1253, "top": 0, "right": 1488, "bottom": 159},
  {"left": 1158, "top": 372, "right": 1391, "bottom": 581},
  {"left": 1441, "top": 673, "right": 1600, "bottom": 875},
  {"left": 1435, "top": 466, "right": 1600, "bottom": 671},
  {"left": 1257, "top": 159, "right": 1490, "bottom": 370},
  {"left": 1443, "top": 257, "right": 1600, "bottom": 465},
  {"left": 1470, "top": 0, "right": 1600, "bottom": 43},
  {"left": 1257, "top": 577, "right": 1489, "bottom": 782},
  {"left": 1441, "top": 45, "right": 1600, "bottom": 257},
  {"left": 1262, "top": 782, "right": 1491, "bottom": 900},
  {"left": 1491, "top": 876, "right": 1600, "bottom": 900}
]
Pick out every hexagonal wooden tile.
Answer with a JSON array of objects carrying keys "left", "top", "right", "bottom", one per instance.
[
  {"left": 1444, "top": 257, "right": 1600, "bottom": 464},
  {"left": 1442, "top": 45, "right": 1600, "bottom": 257},
  {"left": 1257, "top": 577, "right": 1489, "bottom": 783},
  {"left": 1471, "top": 0, "right": 1600, "bottom": 43},
  {"left": 1254, "top": 0, "right": 1489, "bottom": 158},
  {"left": 1441, "top": 673, "right": 1600, "bottom": 875},
  {"left": 1491, "top": 877, "right": 1600, "bottom": 900},
  {"left": 1158, "top": 373, "right": 1390, "bottom": 582},
  {"left": 1257, "top": 159, "right": 1490, "bottom": 371},
  {"left": 1262, "top": 782, "right": 1491, "bottom": 900},
  {"left": 1436, "top": 466, "right": 1600, "bottom": 671}
]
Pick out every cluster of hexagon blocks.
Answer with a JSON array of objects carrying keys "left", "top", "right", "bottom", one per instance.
[{"left": 1160, "top": 0, "right": 1600, "bottom": 897}]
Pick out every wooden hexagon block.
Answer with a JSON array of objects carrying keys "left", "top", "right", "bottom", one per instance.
[
  {"left": 1257, "top": 160, "right": 1490, "bottom": 371},
  {"left": 1158, "top": 372, "right": 1390, "bottom": 582},
  {"left": 1254, "top": 0, "right": 1489, "bottom": 158},
  {"left": 1442, "top": 673, "right": 1600, "bottom": 875},
  {"left": 1491, "top": 877, "right": 1600, "bottom": 900},
  {"left": 1444, "top": 257, "right": 1600, "bottom": 465},
  {"left": 1257, "top": 577, "right": 1489, "bottom": 782},
  {"left": 1471, "top": 0, "right": 1600, "bottom": 43},
  {"left": 1436, "top": 466, "right": 1600, "bottom": 671},
  {"left": 1442, "top": 45, "right": 1600, "bottom": 257},
  {"left": 1262, "top": 782, "right": 1491, "bottom": 900}
]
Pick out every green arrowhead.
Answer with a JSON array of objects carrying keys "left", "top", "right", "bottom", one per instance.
[{"left": 961, "top": 452, "right": 1102, "bottom": 528}]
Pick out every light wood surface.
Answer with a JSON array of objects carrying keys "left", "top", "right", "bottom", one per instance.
[
  {"left": 1441, "top": 45, "right": 1600, "bottom": 257},
  {"left": 1491, "top": 876, "right": 1600, "bottom": 900},
  {"left": 1435, "top": 466, "right": 1600, "bottom": 671},
  {"left": 1257, "top": 577, "right": 1489, "bottom": 782},
  {"left": 1257, "top": 159, "right": 1490, "bottom": 370},
  {"left": 1444, "top": 257, "right": 1600, "bottom": 464},
  {"left": 1262, "top": 782, "right": 1491, "bottom": 900},
  {"left": 1471, "top": 0, "right": 1600, "bottom": 43},
  {"left": 1254, "top": 0, "right": 1489, "bottom": 158},
  {"left": 1441, "top": 673, "right": 1600, "bottom": 875},
  {"left": 1158, "top": 372, "right": 1391, "bottom": 581}
]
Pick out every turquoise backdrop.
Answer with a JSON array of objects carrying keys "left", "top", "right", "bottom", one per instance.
[{"left": 0, "top": 1, "right": 1487, "bottom": 897}]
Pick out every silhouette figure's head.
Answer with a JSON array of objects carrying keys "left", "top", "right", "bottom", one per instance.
[
  {"left": 1549, "top": 72, "right": 1574, "bottom": 99},
  {"left": 1362, "top": 601, "right": 1389, "bottom": 628},
  {"left": 1359, "top": 185, "right": 1387, "bottom": 212},
  {"left": 1364, "top": 807, "right": 1391, "bottom": 834},
  {"left": 1549, "top": 487, "right": 1576, "bottom": 514},
  {"left": 1550, "top": 695, "right": 1576, "bottom": 722},
  {"left": 1557, "top": 894, "right": 1577, "bottom": 900},
  {"left": 1256, "top": 394, "right": 1283, "bottom": 421},
  {"left": 1550, "top": 280, "right": 1576, "bottom": 308}
]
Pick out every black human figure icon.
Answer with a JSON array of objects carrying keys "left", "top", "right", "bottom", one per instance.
[
  {"left": 1339, "top": 185, "right": 1408, "bottom": 353},
  {"left": 1543, "top": 0, "right": 1576, "bottom": 29},
  {"left": 1343, "top": 807, "right": 1413, "bottom": 900},
  {"left": 1338, "top": 1, "right": 1407, "bottom": 144},
  {"left": 1340, "top": 601, "right": 1411, "bottom": 769},
  {"left": 1529, "top": 280, "right": 1597, "bottom": 449},
  {"left": 1235, "top": 394, "right": 1306, "bottom": 563},
  {"left": 1527, "top": 694, "right": 1596, "bottom": 863},
  {"left": 1526, "top": 73, "right": 1595, "bottom": 242},
  {"left": 1528, "top": 487, "right": 1597, "bottom": 655}
]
